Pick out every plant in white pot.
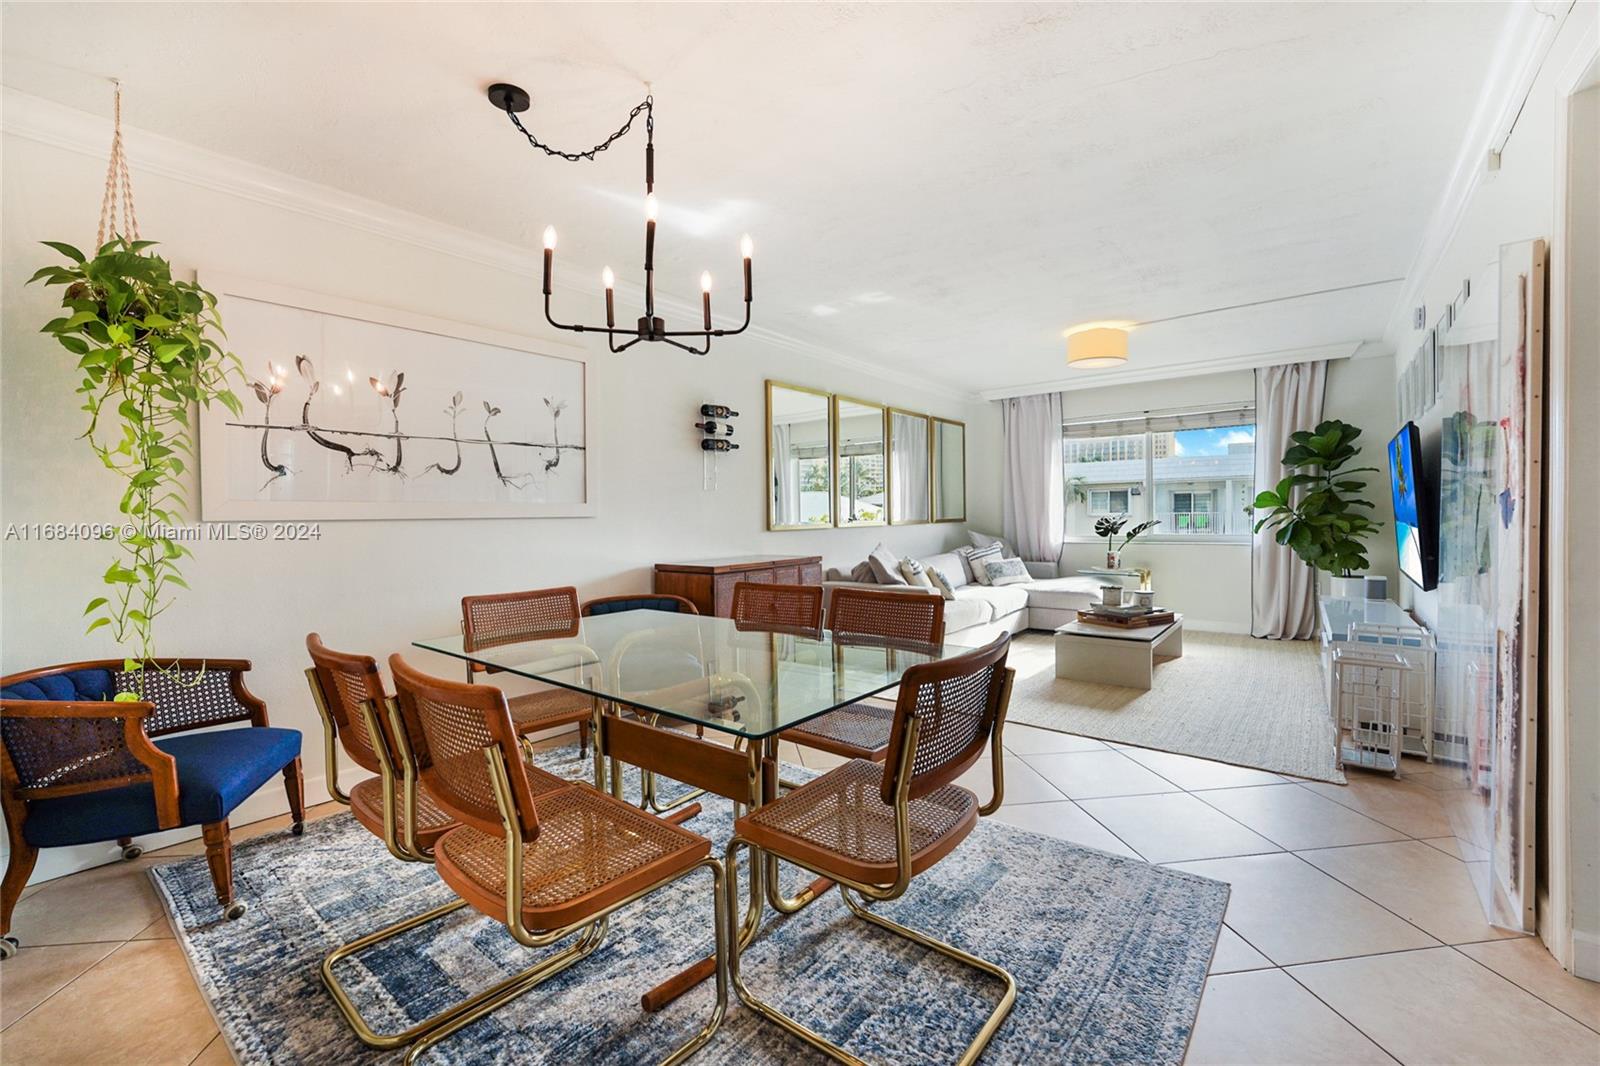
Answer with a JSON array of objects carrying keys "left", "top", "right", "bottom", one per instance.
[
  {"left": 1092, "top": 513, "right": 1159, "bottom": 570},
  {"left": 1251, "top": 418, "right": 1382, "bottom": 599}
]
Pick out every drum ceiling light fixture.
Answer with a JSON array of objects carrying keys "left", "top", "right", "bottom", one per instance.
[
  {"left": 1064, "top": 322, "right": 1133, "bottom": 369},
  {"left": 487, "top": 83, "right": 752, "bottom": 356}
]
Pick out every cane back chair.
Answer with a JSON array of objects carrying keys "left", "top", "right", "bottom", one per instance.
[
  {"left": 725, "top": 634, "right": 1017, "bottom": 1065},
  {"left": 461, "top": 586, "right": 596, "bottom": 757},
  {"left": 305, "top": 635, "right": 583, "bottom": 1051},
  {"left": 386, "top": 654, "right": 730, "bottom": 1065},
  {"left": 729, "top": 581, "right": 824, "bottom": 637},
  {"left": 0, "top": 659, "right": 303, "bottom": 953},
  {"left": 782, "top": 587, "right": 946, "bottom": 764}
]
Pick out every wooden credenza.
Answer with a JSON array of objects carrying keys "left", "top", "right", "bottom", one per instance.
[{"left": 653, "top": 554, "right": 824, "bottom": 618}]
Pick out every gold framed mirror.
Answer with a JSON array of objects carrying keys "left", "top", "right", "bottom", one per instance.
[
  {"left": 887, "top": 408, "right": 931, "bottom": 525},
  {"left": 833, "top": 395, "right": 887, "bottom": 527},
  {"left": 766, "top": 381, "right": 834, "bottom": 530},
  {"left": 931, "top": 417, "right": 966, "bottom": 523}
]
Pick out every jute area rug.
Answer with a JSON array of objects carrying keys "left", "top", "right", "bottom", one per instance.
[{"left": 1007, "top": 630, "right": 1344, "bottom": 784}]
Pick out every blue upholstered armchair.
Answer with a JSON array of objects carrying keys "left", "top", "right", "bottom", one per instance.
[{"left": 0, "top": 659, "right": 303, "bottom": 956}]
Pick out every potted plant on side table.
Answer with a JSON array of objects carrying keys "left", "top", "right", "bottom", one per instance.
[
  {"left": 1251, "top": 418, "right": 1382, "bottom": 599},
  {"left": 1093, "top": 513, "right": 1159, "bottom": 570}
]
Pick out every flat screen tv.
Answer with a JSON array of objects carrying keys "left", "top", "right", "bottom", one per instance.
[{"left": 1388, "top": 422, "right": 1437, "bottom": 591}]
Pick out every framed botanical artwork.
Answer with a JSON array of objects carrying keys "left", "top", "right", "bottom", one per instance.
[{"left": 199, "top": 274, "right": 592, "bottom": 520}]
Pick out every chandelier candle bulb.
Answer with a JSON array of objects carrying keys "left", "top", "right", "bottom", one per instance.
[
  {"left": 542, "top": 226, "right": 557, "bottom": 297},
  {"left": 701, "top": 272, "right": 713, "bottom": 330},
  {"left": 603, "top": 267, "right": 615, "bottom": 328},
  {"left": 741, "top": 234, "right": 754, "bottom": 301}
]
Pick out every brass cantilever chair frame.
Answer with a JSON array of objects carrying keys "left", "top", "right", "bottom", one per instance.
[
  {"left": 305, "top": 636, "right": 583, "bottom": 1053},
  {"left": 724, "top": 634, "right": 1017, "bottom": 1066},
  {"left": 386, "top": 654, "right": 731, "bottom": 1066}
]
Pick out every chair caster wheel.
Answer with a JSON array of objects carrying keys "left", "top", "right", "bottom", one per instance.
[
  {"left": 0, "top": 936, "right": 18, "bottom": 960},
  {"left": 291, "top": 821, "right": 304, "bottom": 836},
  {"left": 223, "top": 901, "right": 248, "bottom": 921},
  {"left": 121, "top": 844, "right": 143, "bottom": 861}
]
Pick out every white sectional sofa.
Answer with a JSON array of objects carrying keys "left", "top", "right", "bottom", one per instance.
[{"left": 822, "top": 547, "right": 1106, "bottom": 646}]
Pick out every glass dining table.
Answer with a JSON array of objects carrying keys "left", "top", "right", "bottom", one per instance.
[{"left": 413, "top": 607, "right": 967, "bottom": 1010}]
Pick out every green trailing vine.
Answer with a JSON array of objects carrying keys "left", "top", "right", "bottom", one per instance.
[{"left": 30, "top": 237, "right": 242, "bottom": 697}]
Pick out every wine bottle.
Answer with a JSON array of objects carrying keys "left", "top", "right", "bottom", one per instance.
[
  {"left": 701, "top": 438, "right": 739, "bottom": 452},
  {"left": 699, "top": 404, "right": 739, "bottom": 419}
]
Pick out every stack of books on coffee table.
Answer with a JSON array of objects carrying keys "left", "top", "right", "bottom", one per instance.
[{"left": 1075, "top": 604, "right": 1177, "bottom": 629}]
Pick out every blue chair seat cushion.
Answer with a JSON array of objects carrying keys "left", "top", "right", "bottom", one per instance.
[{"left": 21, "top": 727, "right": 302, "bottom": 848}]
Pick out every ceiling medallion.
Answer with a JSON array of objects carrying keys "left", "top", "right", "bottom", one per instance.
[{"left": 487, "top": 83, "right": 752, "bottom": 356}]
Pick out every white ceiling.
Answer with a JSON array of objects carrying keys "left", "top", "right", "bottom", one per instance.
[{"left": 0, "top": 2, "right": 1509, "bottom": 395}]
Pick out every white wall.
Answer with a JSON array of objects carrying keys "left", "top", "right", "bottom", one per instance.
[
  {"left": 1378, "top": 3, "right": 1598, "bottom": 977},
  {"left": 0, "top": 101, "right": 1000, "bottom": 882},
  {"left": 1051, "top": 358, "right": 1397, "bottom": 632}
]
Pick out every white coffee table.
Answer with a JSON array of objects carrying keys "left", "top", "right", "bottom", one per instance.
[{"left": 1054, "top": 614, "right": 1184, "bottom": 690}]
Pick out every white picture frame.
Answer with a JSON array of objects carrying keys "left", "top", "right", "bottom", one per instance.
[{"left": 199, "top": 273, "right": 593, "bottom": 521}]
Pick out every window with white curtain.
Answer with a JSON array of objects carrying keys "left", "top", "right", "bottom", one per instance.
[{"left": 1062, "top": 404, "right": 1256, "bottom": 540}]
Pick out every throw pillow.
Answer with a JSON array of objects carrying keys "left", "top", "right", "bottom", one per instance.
[
  {"left": 849, "top": 560, "right": 878, "bottom": 584},
  {"left": 927, "top": 566, "right": 958, "bottom": 600},
  {"left": 965, "top": 542, "right": 1003, "bottom": 584},
  {"left": 899, "top": 557, "right": 936, "bottom": 590},
  {"left": 968, "top": 531, "right": 1018, "bottom": 559},
  {"left": 983, "top": 556, "right": 1031, "bottom": 587},
  {"left": 923, "top": 551, "right": 970, "bottom": 589},
  {"left": 867, "top": 542, "right": 908, "bottom": 585}
]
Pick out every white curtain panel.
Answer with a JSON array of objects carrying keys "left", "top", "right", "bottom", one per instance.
[
  {"left": 772, "top": 423, "right": 798, "bottom": 525},
  {"left": 1001, "top": 392, "right": 1065, "bottom": 562},
  {"left": 891, "top": 411, "right": 930, "bottom": 521},
  {"left": 1251, "top": 361, "right": 1328, "bottom": 639}
]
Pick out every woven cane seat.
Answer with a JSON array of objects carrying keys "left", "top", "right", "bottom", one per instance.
[
  {"left": 349, "top": 760, "right": 569, "bottom": 852},
  {"left": 434, "top": 784, "right": 710, "bottom": 929},
  {"left": 736, "top": 759, "right": 978, "bottom": 887},
  {"left": 507, "top": 689, "right": 592, "bottom": 734},
  {"left": 349, "top": 776, "right": 457, "bottom": 851},
  {"left": 780, "top": 700, "right": 895, "bottom": 761}
]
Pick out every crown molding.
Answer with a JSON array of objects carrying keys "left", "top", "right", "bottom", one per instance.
[
  {"left": 976, "top": 341, "right": 1363, "bottom": 402},
  {"left": 1384, "top": 1, "right": 1574, "bottom": 343},
  {"left": 0, "top": 88, "right": 979, "bottom": 404}
]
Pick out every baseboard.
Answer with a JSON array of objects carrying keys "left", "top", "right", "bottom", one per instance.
[
  {"left": 6, "top": 762, "right": 369, "bottom": 889},
  {"left": 1573, "top": 928, "right": 1600, "bottom": 982},
  {"left": 8, "top": 721, "right": 585, "bottom": 889},
  {"left": 1181, "top": 618, "right": 1251, "bottom": 634}
]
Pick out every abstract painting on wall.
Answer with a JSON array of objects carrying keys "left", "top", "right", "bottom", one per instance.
[
  {"left": 199, "top": 275, "right": 591, "bottom": 520},
  {"left": 1433, "top": 239, "right": 1544, "bottom": 933}
]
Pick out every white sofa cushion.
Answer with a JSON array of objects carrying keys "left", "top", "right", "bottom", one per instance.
[
  {"left": 922, "top": 551, "right": 970, "bottom": 589},
  {"left": 1023, "top": 575, "right": 1105, "bottom": 612},
  {"left": 955, "top": 583, "right": 1030, "bottom": 622},
  {"left": 941, "top": 593, "right": 992, "bottom": 632},
  {"left": 867, "top": 542, "right": 907, "bottom": 585}
]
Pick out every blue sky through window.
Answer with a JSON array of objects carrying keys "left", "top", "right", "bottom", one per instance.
[{"left": 1171, "top": 425, "right": 1255, "bottom": 456}]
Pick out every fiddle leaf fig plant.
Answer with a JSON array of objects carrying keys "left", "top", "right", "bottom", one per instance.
[
  {"left": 1252, "top": 418, "right": 1382, "bottom": 578},
  {"left": 30, "top": 237, "right": 243, "bottom": 696}
]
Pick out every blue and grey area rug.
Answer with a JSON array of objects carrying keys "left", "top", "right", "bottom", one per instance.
[{"left": 150, "top": 749, "right": 1227, "bottom": 1065}]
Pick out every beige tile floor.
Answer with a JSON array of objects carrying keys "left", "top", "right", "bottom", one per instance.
[{"left": 3, "top": 634, "right": 1597, "bottom": 1064}]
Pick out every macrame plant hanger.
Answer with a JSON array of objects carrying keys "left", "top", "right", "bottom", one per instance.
[{"left": 96, "top": 81, "right": 140, "bottom": 248}]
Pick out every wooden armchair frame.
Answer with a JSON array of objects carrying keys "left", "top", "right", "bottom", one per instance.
[{"left": 0, "top": 659, "right": 303, "bottom": 952}]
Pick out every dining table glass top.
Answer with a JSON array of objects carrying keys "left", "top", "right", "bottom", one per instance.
[{"left": 413, "top": 609, "right": 962, "bottom": 739}]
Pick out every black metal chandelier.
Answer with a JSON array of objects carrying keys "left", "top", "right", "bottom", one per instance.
[{"left": 487, "top": 83, "right": 752, "bottom": 356}]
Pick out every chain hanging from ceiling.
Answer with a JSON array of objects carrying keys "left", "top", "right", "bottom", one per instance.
[{"left": 487, "top": 83, "right": 752, "bottom": 356}]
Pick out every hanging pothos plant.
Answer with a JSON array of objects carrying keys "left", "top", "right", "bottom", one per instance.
[{"left": 30, "top": 237, "right": 242, "bottom": 697}]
